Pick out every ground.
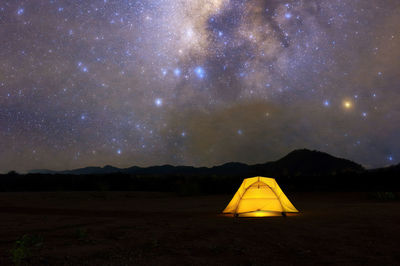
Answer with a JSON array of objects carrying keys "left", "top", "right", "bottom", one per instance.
[{"left": 0, "top": 191, "right": 399, "bottom": 265}]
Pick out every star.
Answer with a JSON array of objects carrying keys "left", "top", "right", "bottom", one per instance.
[
  {"left": 17, "top": 8, "right": 24, "bottom": 16},
  {"left": 343, "top": 100, "right": 353, "bottom": 110},
  {"left": 1, "top": 0, "right": 399, "bottom": 172},
  {"left": 155, "top": 98, "right": 163, "bottom": 107},
  {"left": 194, "top": 67, "right": 205, "bottom": 79},
  {"left": 174, "top": 68, "right": 181, "bottom": 77}
]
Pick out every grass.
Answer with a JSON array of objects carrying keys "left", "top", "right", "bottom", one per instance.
[
  {"left": 368, "top": 191, "right": 399, "bottom": 201},
  {"left": 75, "top": 228, "right": 89, "bottom": 241},
  {"left": 10, "top": 234, "right": 43, "bottom": 265}
]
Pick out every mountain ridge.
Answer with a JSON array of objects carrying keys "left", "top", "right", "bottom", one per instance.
[{"left": 28, "top": 149, "right": 364, "bottom": 176}]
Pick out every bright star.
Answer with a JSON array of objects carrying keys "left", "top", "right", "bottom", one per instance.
[
  {"left": 155, "top": 98, "right": 163, "bottom": 107},
  {"left": 194, "top": 67, "right": 205, "bottom": 79},
  {"left": 174, "top": 68, "right": 181, "bottom": 76},
  {"left": 343, "top": 99, "right": 353, "bottom": 109},
  {"left": 17, "top": 8, "right": 24, "bottom": 15}
]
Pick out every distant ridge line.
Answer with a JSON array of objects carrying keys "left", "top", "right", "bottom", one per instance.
[{"left": 28, "top": 149, "right": 364, "bottom": 176}]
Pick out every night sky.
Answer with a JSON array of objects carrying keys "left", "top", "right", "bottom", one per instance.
[{"left": 1, "top": 0, "right": 399, "bottom": 173}]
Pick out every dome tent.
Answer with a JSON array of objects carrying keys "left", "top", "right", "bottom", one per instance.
[{"left": 223, "top": 177, "right": 298, "bottom": 217}]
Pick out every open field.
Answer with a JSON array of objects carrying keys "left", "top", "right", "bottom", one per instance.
[{"left": 1, "top": 191, "right": 399, "bottom": 265}]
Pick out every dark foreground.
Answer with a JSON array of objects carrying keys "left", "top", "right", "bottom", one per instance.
[{"left": 0, "top": 192, "right": 399, "bottom": 265}]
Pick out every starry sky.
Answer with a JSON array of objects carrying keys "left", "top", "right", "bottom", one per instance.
[{"left": 1, "top": 0, "right": 400, "bottom": 172}]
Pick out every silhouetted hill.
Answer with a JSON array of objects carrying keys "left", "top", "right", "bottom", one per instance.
[
  {"left": 4, "top": 149, "right": 399, "bottom": 193},
  {"left": 59, "top": 165, "right": 121, "bottom": 175},
  {"left": 264, "top": 149, "right": 364, "bottom": 175},
  {"left": 126, "top": 165, "right": 205, "bottom": 175},
  {"left": 367, "top": 162, "right": 400, "bottom": 175},
  {"left": 28, "top": 149, "right": 363, "bottom": 177},
  {"left": 29, "top": 169, "right": 58, "bottom": 174}
]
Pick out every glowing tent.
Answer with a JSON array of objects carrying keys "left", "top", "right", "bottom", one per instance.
[{"left": 223, "top": 177, "right": 298, "bottom": 217}]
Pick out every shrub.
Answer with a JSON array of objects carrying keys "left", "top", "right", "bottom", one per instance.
[
  {"left": 10, "top": 234, "right": 43, "bottom": 265},
  {"left": 75, "top": 228, "right": 88, "bottom": 241},
  {"left": 368, "top": 191, "right": 399, "bottom": 201}
]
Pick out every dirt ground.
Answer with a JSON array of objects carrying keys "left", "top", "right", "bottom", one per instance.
[{"left": 0, "top": 191, "right": 399, "bottom": 265}]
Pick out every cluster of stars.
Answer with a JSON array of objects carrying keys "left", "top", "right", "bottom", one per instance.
[{"left": 0, "top": 0, "right": 399, "bottom": 172}]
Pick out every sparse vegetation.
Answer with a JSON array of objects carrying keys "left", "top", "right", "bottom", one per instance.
[
  {"left": 0, "top": 192, "right": 400, "bottom": 265},
  {"left": 368, "top": 191, "right": 399, "bottom": 201},
  {"left": 151, "top": 239, "right": 159, "bottom": 248},
  {"left": 10, "top": 234, "right": 43, "bottom": 265},
  {"left": 75, "top": 228, "right": 88, "bottom": 241}
]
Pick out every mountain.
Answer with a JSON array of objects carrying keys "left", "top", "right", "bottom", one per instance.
[
  {"left": 392, "top": 163, "right": 400, "bottom": 171},
  {"left": 28, "top": 169, "right": 58, "bottom": 174},
  {"left": 256, "top": 149, "right": 364, "bottom": 176},
  {"left": 59, "top": 165, "right": 121, "bottom": 175},
  {"left": 28, "top": 149, "right": 363, "bottom": 177},
  {"left": 367, "top": 162, "right": 400, "bottom": 175},
  {"left": 15, "top": 150, "right": 400, "bottom": 192}
]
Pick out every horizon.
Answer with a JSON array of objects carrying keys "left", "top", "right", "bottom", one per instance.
[
  {"left": 1, "top": 1, "right": 399, "bottom": 172},
  {"left": 5, "top": 148, "right": 397, "bottom": 175}
]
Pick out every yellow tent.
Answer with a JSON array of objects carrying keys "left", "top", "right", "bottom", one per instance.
[{"left": 223, "top": 177, "right": 298, "bottom": 217}]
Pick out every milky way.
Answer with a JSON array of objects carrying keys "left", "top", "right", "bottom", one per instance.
[{"left": 1, "top": 0, "right": 400, "bottom": 172}]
